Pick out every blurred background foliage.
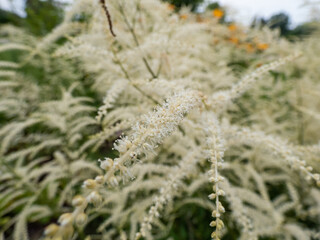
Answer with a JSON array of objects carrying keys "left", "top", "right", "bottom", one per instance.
[
  {"left": 0, "top": 0, "right": 316, "bottom": 39},
  {"left": 163, "top": 0, "right": 205, "bottom": 11},
  {"left": 251, "top": 12, "right": 317, "bottom": 40},
  {"left": 1, "top": 0, "right": 64, "bottom": 36},
  {"left": 24, "top": 0, "right": 65, "bottom": 36}
]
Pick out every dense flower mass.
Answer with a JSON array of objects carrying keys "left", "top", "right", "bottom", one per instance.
[
  {"left": 130, "top": 90, "right": 202, "bottom": 155},
  {"left": 0, "top": 0, "right": 320, "bottom": 240}
]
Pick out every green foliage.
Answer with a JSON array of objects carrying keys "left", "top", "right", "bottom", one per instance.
[
  {"left": 251, "top": 12, "right": 316, "bottom": 39},
  {"left": 206, "top": 2, "right": 221, "bottom": 10},
  {"left": 163, "top": 0, "right": 204, "bottom": 11},
  {"left": 0, "top": 0, "right": 64, "bottom": 36},
  {"left": 24, "top": 0, "right": 64, "bottom": 36},
  {"left": 0, "top": 9, "right": 22, "bottom": 26},
  {"left": 268, "top": 13, "right": 290, "bottom": 35}
]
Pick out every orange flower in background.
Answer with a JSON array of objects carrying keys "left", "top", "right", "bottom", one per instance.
[
  {"left": 245, "top": 43, "right": 255, "bottom": 53},
  {"left": 180, "top": 14, "right": 188, "bottom": 20},
  {"left": 167, "top": 4, "right": 175, "bottom": 11},
  {"left": 228, "top": 37, "right": 239, "bottom": 45},
  {"left": 196, "top": 15, "right": 204, "bottom": 23},
  {"left": 228, "top": 24, "right": 237, "bottom": 32},
  {"left": 196, "top": 15, "right": 210, "bottom": 23},
  {"left": 212, "top": 9, "right": 224, "bottom": 19},
  {"left": 213, "top": 38, "right": 220, "bottom": 45},
  {"left": 257, "top": 43, "right": 269, "bottom": 51}
]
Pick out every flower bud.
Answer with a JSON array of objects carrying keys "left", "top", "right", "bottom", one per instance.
[
  {"left": 217, "top": 190, "right": 225, "bottom": 196},
  {"left": 208, "top": 193, "right": 216, "bottom": 199},
  {"left": 61, "top": 225, "right": 74, "bottom": 240},
  {"left": 87, "top": 191, "right": 102, "bottom": 207},
  {"left": 83, "top": 179, "right": 96, "bottom": 189},
  {"left": 135, "top": 232, "right": 142, "bottom": 239},
  {"left": 44, "top": 223, "right": 59, "bottom": 237},
  {"left": 209, "top": 177, "right": 218, "bottom": 183},
  {"left": 99, "top": 158, "right": 113, "bottom": 170},
  {"left": 211, "top": 231, "right": 220, "bottom": 239},
  {"left": 58, "top": 213, "right": 73, "bottom": 226},
  {"left": 306, "top": 166, "right": 313, "bottom": 171},
  {"left": 217, "top": 219, "right": 224, "bottom": 230},
  {"left": 108, "top": 176, "right": 119, "bottom": 187},
  {"left": 210, "top": 220, "right": 216, "bottom": 227},
  {"left": 218, "top": 205, "right": 225, "bottom": 213},
  {"left": 218, "top": 176, "right": 225, "bottom": 182},
  {"left": 75, "top": 213, "right": 88, "bottom": 227},
  {"left": 212, "top": 210, "right": 220, "bottom": 218},
  {"left": 72, "top": 195, "right": 86, "bottom": 207},
  {"left": 95, "top": 175, "right": 104, "bottom": 184}
]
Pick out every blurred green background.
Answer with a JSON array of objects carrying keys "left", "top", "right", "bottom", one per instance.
[{"left": 0, "top": 0, "right": 316, "bottom": 38}]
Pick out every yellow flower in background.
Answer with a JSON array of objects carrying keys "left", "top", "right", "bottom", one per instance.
[
  {"left": 228, "top": 24, "right": 237, "bottom": 32},
  {"left": 257, "top": 43, "right": 269, "bottom": 50},
  {"left": 212, "top": 9, "right": 224, "bottom": 19}
]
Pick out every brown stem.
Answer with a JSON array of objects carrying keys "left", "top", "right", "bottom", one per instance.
[
  {"left": 112, "top": 49, "right": 160, "bottom": 105},
  {"left": 296, "top": 78, "right": 304, "bottom": 144},
  {"left": 117, "top": 1, "right": 157, "bottom": 79},
  {"left": 100, "top": 0, "right": 117, "bottom": 37}
]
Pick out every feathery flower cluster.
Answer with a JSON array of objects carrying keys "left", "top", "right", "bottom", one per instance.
[
  {"left": 130, "top": 90, "right": 202, "bottom": 154},
  {"left": 210, "top": 52, "right": 301, "bottom": 111},
  {"left": 230, "top": 53, "right": 301, "bottom": 98},
  {"left": 223, "top": 125, "right": 320, "bottom": 186},
  {"left": 96, "top": 79, "right": 126, "bottom": 122},
  {"left": 221, "top": 180, "right": 257, "bottom": 240},
  {"left": 44, "top": 90, "right": 203, "bottom": 239},
  {"left": 103, "top": 90, "right": 199, "bottom": 157},
  {"left": 135, "top": 148, "right": 200, "bottom": 239},
  {"left": 135, "top": 184, "right": 175, "bottom": 240},
  {"left": 100, "top": 90, "right": 203, "bottom": 184}
]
